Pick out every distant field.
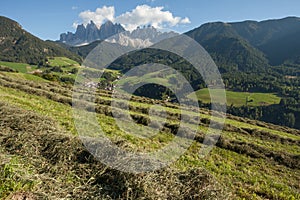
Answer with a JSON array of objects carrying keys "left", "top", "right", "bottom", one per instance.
[
  {"left": 2, "top": 72, "right": 49, "bottom": 82},
  {"left": 0, "top": 61, "right": 37, "bottom": 73},
  {"left": 191, "top": 88, "right": 281, "bottom": 106},
  {"left": 48, "top": 57, "right": 80, "bottom": 67},
  {"left": 0, "top": 59, "right": 112, "bottom": 84}
]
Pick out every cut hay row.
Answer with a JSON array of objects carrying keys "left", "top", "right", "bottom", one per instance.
[
  {"left": 0, "top": 101, "right": 229, "bottom": 199},
  {"left": 1, "top": 72, "right": 299, "bottom": 151},
  {"left": 1, "top": 76, "right": 300, "bottom": 198},
  {"left": 2, "top": 71, "right": 299, "bottom": 138}
]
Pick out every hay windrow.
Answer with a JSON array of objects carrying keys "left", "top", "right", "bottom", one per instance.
[
  {"left": 1, "top": 73, "right": 299, "bottom": 199},
  {"left": 0, "top": 102, "right": 229, "bottom": 199}
]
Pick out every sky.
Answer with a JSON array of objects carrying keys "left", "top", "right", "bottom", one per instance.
[{"left": 1, "top": 0, "right": 300, "bottom": 40}]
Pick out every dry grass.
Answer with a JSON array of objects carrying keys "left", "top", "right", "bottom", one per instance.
[
  {"left": 1, "top": 72, "right": 299, "bottom": 199},
  {"left": 0, "top": 102, "right": 229, "bottom": 199}
]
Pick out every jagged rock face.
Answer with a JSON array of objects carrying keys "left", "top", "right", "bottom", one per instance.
[
  {"left": 86, "top": 21, "right": 99, "bottom": 43},
  {"left": 75, "top": 24, "right": 86, "bottom": 40},
  {"left": 59, "top": 21, "right": 177, "bottom": 48},
  {"left": 99, "top": 21, "right": 125, "bottom": 39},
  {"left": 59, "top": 20, "right": 125, "bottom": 46},
  {"left": 105, "top": 26, "right": 179, "bottom": 48}
]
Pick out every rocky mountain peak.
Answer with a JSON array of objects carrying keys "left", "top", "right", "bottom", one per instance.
[
  {"left": 105, "top": 26, "right": 178, "bottom": 48},
  {"left": 59, "top": 20, "right": 125, "bottom": 46}
]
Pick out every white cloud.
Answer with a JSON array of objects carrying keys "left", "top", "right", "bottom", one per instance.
[
  {"left": 78, "top": 6, "right": 115, "bottom": 27},
  {"left": 72, "top": 6, "right": 78, "bottom": 10},
  {"left": 76, "top": 5, "right": 190, "bottom": 31},
  {"left": 181, "top": 17, "right": 191, "bottom": 24},
  {"left": 115, "top": 5, "right": 191, "bottom": 30}
]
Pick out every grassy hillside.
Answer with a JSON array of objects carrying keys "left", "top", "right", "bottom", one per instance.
[
  {"left": 47, "top": 56, "right": 80, "bottom": 67},
  {"left": 191, "top": 88, "right": 281, "bottom": 107},
  {"left": 0, "top": 61, "right": 37, "bottom": 73},
  {"left": 0, "top": 70, "right": 299, "bottom": 199}
]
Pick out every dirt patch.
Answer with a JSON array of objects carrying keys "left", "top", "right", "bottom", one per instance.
[{"left": 7, "top": 192, "right": 36, "bottom": 200}]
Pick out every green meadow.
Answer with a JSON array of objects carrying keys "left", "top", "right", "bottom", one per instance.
[{"left": 191, "top": 88, "right": 281, "bottom": 106}]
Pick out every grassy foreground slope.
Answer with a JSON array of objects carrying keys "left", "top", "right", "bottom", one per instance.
[{"left": 0, "top": 71, "right": 299, "bottom": 199}]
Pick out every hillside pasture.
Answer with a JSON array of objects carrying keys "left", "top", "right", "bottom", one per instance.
[
  {"left": 0, "top": 61, "right": 37, "bottom": 73},
  {"left": 191, "top": 88, "right": 281, "bottom": 106}
]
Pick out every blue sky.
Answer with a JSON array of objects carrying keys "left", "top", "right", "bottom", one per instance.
[{"left": 1, "top": 0, "right": 300, "bottom": 40}]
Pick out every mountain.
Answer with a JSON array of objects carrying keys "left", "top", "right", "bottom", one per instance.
[
  {"left": 66, "top": 40, "right": 103, "bottom": 58},
  {"left": 64, "top": 40, "right": 133, "bottom": 59},
  {"left": 59, "top": 20, "right": 125, "bottom": 46},
  {"left": 66, "top": 17, "right": 300, "bottom": 72},
  {"left": 186, "top": 17, "right": 300, "bottom": 68},
  {"left": 186, "top": 22, "right": 269, "bottom": 72},
  {"left": 57, "top": 26, "right": 178, "bottom": 59},
  {"left": 105, "top": 26, "right": 178, "bottom": 48},
  {"left": 60, "top": 22, "right": 177, "bottom": 48},
  {"left": 0, "top": 16, "right": 81, "bottom": 65}
]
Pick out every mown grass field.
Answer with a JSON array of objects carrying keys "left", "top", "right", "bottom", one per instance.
[
  {"left": 191, "top": 88, "right": 281, "bottom": 106},
  {"left": 0, "top": 61, "right": 37, "bottom": 73},
  {"left": 0, "top": 67, "right": 299, "bottom": 199},
  {"left": 47, "top": 56, "right": 80, "bottom": 67}
]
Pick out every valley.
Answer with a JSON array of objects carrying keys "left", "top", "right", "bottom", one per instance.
[{"left": 0, "top": 12, "right": 299, "bottom": 200}]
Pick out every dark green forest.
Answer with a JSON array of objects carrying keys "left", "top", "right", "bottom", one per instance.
[
  {"left": 106, "top": 47, "right": 300, "bottom": 129},
  {"left": 0, "top": 16, "right": 81, "bottom": 65}
]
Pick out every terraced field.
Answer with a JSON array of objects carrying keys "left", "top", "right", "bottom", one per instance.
[{"left": 0, "top": 70, "right": 299, "bottom": 199}]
